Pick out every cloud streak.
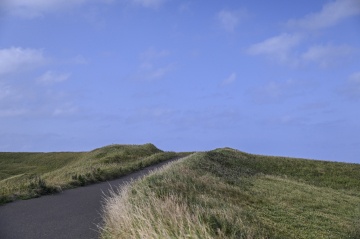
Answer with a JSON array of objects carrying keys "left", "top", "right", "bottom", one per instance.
[
  {"left": 341, "top": 72, "right": 360, "bottom": 100},
  {"left": 251, "top": 79, "right": 310, "bottom": 104},
  {"left": 128, "top": 0, "right": 168, "bottom": 9},
  {"left": 287, "top": 0, "right": 360, "bottom": 30},
  {"left": 248, "top": 0, "right": 360, "bottom": 68},
  {"left": 217, "top": 9, "right": 247, "bottom": 32},
  {"left": 220, "top": 73, "right": 236, "bottom": 86},
  {"left": 0, "top": 47, "right": 47, "bottom": 75},
  {"left": 132, "top": 48, "right": 174, "bottom": 81},
  {"left": 37, "top": 71, "right": 71, "bottom": 84},
  {"left": 301, "top": 44, "right": 355, "bottom": 68},
  {"left": 247, "top": 33, "right": 302, "bottom": 65},
  {"left": 248, "top": 34, "right": 357, "bottom": 67},
  {"left": 2, "top": 0, "right": 113, "bottom": 18}
]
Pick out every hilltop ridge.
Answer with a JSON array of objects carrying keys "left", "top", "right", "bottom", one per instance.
[{"left": 0, "top": 143, "right": 180, "bottom": 204}]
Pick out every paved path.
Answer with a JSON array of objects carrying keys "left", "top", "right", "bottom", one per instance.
[{"left": 0, "top": 157, "right": 181, "bottom": 239}]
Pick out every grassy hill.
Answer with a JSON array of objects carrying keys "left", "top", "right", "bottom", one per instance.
[
  {"left": 0, "top": 143, "right": 184, "bottom": 205},
  {"left": 101, "top": 148, "right": 360, "bottom": 239}
]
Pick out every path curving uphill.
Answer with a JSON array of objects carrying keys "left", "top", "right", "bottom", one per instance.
[{"left": 0, "top": 157, "right": 182, "bottom": 239}]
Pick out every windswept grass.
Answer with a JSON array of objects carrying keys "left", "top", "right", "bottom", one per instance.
[
  {"left": 0, "top": 143, "right": 185, "bottom": 205},
  {"left": 101, "top": 148, "right": 360, "bottom": 239}
]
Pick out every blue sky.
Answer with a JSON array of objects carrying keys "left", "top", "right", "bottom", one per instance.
[{"left": 0, "top": 0, "right": 359, "bottom": 163}]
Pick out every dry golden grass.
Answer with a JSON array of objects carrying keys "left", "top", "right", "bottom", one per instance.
[
  {"left": 101, "top": 149, "right": 360, "bottom": 239},
  {"left": 101, "top": 155, "right": 266, "bottom": 239},
  {"left": 0, "top": 144, "right": 182, "bottom": 204},
  {"left": 102, "top": 185, "right": 214, "bottom": 239}
]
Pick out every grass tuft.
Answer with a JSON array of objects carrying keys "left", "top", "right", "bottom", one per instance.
[{"left": 101, "top": 149, "right": 360, "bottom": 239}]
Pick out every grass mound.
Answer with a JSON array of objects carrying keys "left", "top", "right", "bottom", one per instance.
[
  {"left": 92, "top": 143, "right": 162, "bottom": 164},
  {"left": 101, "top": 148, "right": 360, "bottom": 239},
  {"left": 0, "top": 144, "right": 180, "bottom": 205}
]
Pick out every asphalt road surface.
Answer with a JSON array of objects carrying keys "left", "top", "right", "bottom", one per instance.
[{"left": 0, "top": 157, "right": 182, "bottom": 239}]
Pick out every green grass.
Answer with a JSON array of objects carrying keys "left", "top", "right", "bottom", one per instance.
[
  {"left": 101, "top": 148, "right": 360, "bottom": 239},
  {"left": 0, "top": 143, "right": 186, "bottom": 205}
]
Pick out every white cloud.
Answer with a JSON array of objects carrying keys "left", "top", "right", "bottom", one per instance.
[
  {"left": 129, "top": 0, "right": 167, "bottom": 9},
  {"left": 252, "top": 79, "right": 308, "bottom": 104},
  {"left": 140, "top": 48, "right": 170, "bottom": 61},
  {"left": 2, "top": 0, "right": 84, "bottom": 18},
  {"left": 2, "top": 0, "right": 113, "bottom": 18},
  {"left": 0, "top": 109, "right": 29, "bottom": 117},
  {"left": 302, "top": 44, "right": 355, "bottom": 67},
  {"left": 0, "top": 79, "right": 78, "bottom": 119},
  {"left": 53, "top": 103, "right": 78, "bottom": 116},
  {"left": 37, "top": 71, "right": 71, "bottom": 84},
  {"left": 0, "top": 49, "right": 81, "bottom": 119},
  {"left": 247, "top": 33, "right": 303, "bottom": 64},
  {"left": 341, "top": 71, "right": 360, "bottom": 99},
  {"left": 0, "top": 81, "right": 25, "bottom": 104},
  {"left": 133, "top": 48, "right": 174, "bottom": 81},
  {"left": 68, "top": 55, "right": 88, "bottom": 65},
  {"left": 220, "top": 73, "right": 236, "bottom": 86},
  {"left": 248, "top": 33, "right": 357, "bottom": 67},
  {"left": 178, "top": 2, "right": 191, "bottom": 13},
  {"left": 0, "top": 82, "right": 14, "bottom": 100},
  {"left": 248, "top": 0, "right": 359, "bottom": 68},
  {"left": 218, "top": 10, "right": 243, "bottom": 32},
  {"left": 0, "top": 47, "right": 47, "bottom": 75},
  {"left": 126, "top": 107, "right": 175, "bottom": 125},
  {"left": 350, "top": 72, "right": 360, "bottom": 82},
  {"left": 135, "top": 63, "right": 174, "bottom": 81},
  {"left": 147, "top": 66, "right": 172, "bottom": 79},
  {"left": 218, "top": 10, "right": 237, "bottom": 32},
  {"left": 287, "top": 0, "right": 360, "bottom": 30}
]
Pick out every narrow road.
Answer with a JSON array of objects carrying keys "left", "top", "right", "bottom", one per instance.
[{"left": 0, "top": 157, "right": 181, "bottom": 239}]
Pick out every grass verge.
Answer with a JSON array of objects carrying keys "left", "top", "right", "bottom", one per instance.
[
  {"left": 0, "top": 143, "right": 187, "bottom": 205},
  {"left": 101, "top": 148, "right": 360, "bottom": 239}
]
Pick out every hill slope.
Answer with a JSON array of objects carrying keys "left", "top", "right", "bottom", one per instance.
[
  {"left": 0, "top": 144, "right": 182, "bottom": 204},
  {"left": 101, "top": 148, "right": 360, "bottom": 239}
]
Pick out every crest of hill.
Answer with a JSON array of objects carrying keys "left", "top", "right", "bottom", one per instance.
[
  {"left": 0, "top": 143, "right": 175, "bottom": 204},
  {"left": 91, "top": 143, "right": 162, "bottom": 157},
  {"left": 101, "top": 147, "right": 360, "bottom": 239},
  {"left": 207, "top": 147, "right": 360, "bottom": 192}
]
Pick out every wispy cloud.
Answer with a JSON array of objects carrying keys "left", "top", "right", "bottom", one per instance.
[
  {"left": 0, "top": 80, "right": 30, "bottom": 118},
  {"left": 247, "top": 33, "right": 303, "bottom": 65},
  {"left": 341, "top": 71, "right": 360, "bottom": 100},
  {"left": 126, "top": 107, "right": 175, "bottom": 124},
  {"left": 135, "top": 63, "right": 174, "bottom": 81},
  {"left": 0, "top": 82, "right": 16, "bottom": 101},
  {"left": 173, "top": 107, "right": 243, "bottom": 131},
  {"left": 248, "top": 34, "right": 357, "bottom": 67},
  {"left": 178, "top": 2, "right": 191, "bottom": 13},
  {"left": 67, "top": 55, "right": 88, "bottom": 65},
  {"left": 0, "top": 89, "right": 79, "bottom": 119},
  {"left": 0, "top": 47, "right": 83, "bottom": 119},
  {"left": 217, "top": 9, "right": 248, "bottom": 32},
  {"left": 287, "top": 0, "right": 360, "bottom": 30},
  {"left": 0, "top": 109, "right": 29, "bottom": 118},
  {"left": 53, "top": 103, "right": 78, "bottom": 116},
  {"left": 249, "top": 0, "right": 359, "bottom": 68},
  {"left": 37, "top": 71, "right": 71, "bottom": 84},
  {"left": 2, "top": 0, "right": 114, "bottom": 18},
  {"left": 2, "top": 0, "right": 83, "bottom": 18},
  {"left": 132, "top": 48, "right": 174, "bottom": 81},
  {"left": 140, "top": 47, "right": 170, "bottom": 61},
  {"left": 220, "top": 72, "right": 236, "bottom": 87},
  {"left": 0, "top": 47, "right": 47, "bottom": 75},
  {"left": 251, "top": 79, "right": 309, "bottom": 104},
  {"left": 0, "top": 77, "right": 77, "bottom": 119},
  {"left": 301, "top": 44, "right": 356, "bottom": 68},
  {"left": 128, "top": 0, "right": 168, "bottom": 9}
]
